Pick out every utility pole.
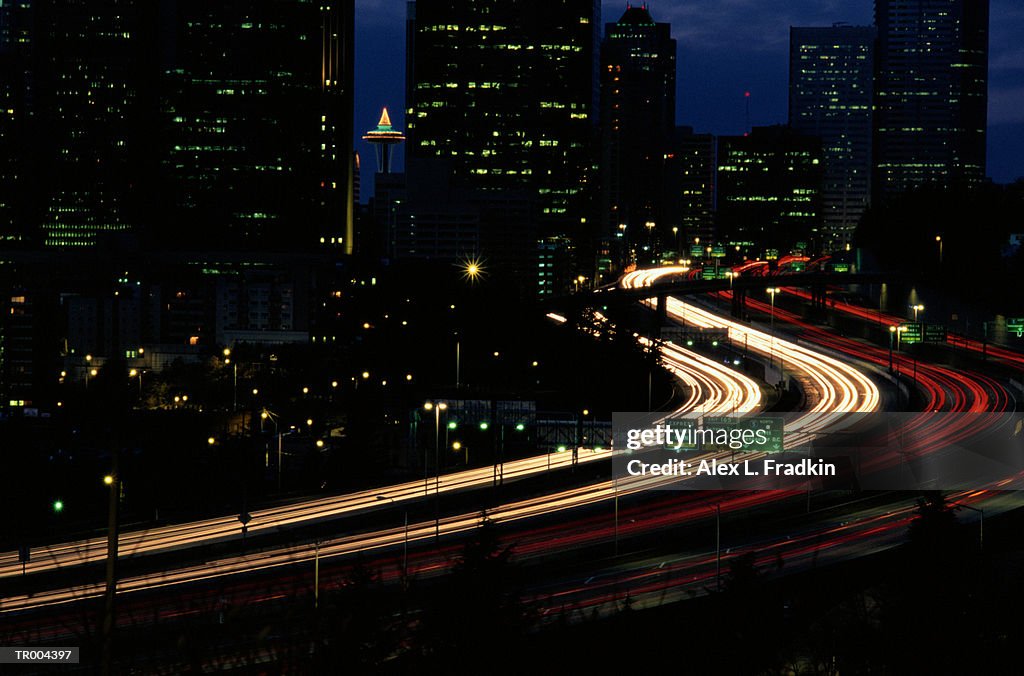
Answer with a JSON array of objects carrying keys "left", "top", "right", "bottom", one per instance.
[
  {"left": 715, "top": 503, "right": 721, "bottom": 593},
  {"left": 101, "top": 464, "right": 120, "bottom": 676}
]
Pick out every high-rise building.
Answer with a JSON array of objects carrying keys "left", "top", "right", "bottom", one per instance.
[
  {"left": 403, "top": 0, "right": 599, "bottom": 273},
  {"left": 29, "top": 0, "right": 157, "bottom": 249},
  {"left": 874, "top": 0, "right": 989, "bottom": 198},
  {"left": 716, "top": 126, "right": 824, "bottom": 255},
  {"left": 790, "top": 25, "right": 876, "bottom": 251},
  {"left": 664, "top": 126, "right": 716, "bottom": 253},
  {"left": 0, "top": 0, "right": 33, "bottom": 246},
  {"left": 158, "top": 1, "right": 354, "bottom": 252},
  {"left": 600, "top": 3, "right": 676, "bottom": 253}
]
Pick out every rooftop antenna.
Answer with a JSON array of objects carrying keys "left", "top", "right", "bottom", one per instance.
[{"left": 744, "top": 90, "right": 751, "bottom": 136}]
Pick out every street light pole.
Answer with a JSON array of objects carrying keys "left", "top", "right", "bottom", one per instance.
[
  {"left": 767, "top": 288, "right": 780, "bottom": 368},
  {"left": 888, "top": 325, "right": 896, "bottom": 371},
  {"left": 716, "top": 503, "right": 721, "bottom": 593},
  {"left": 951, "top": 501, "right": 983, "bottom": 550},
  {"left": 314, "top": 540, "right": 320, "bottom": 609},
  {"left": 377, "top": 494, "right": 408, "bottom": 586}
]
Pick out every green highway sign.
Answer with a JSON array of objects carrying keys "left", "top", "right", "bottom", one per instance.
[
  {"left": 923, "top": 323, "right": 947, "bottom": 343},
  {"left": 899, "top": 322, "right": 922, "bottom": 344},
  {"left": 765, "top": 248, "right": 779, "bottom": 260},
  {"left": 690, "top": 245, "right": 705, "bottom": 258},
  {"left": 1008, "top": 318, "right": 1024, "bottom": 337},
  {"left": 790, "top": 261, "right": 806, "bottom": 272},
  {"left": 830, "top": 262, "right": 850, "bottom": 273},
  {"left": 703, "top": 416, "right": 785, "bottom": 453},
  {"left": 711, "top": 245, "right": 726, "bottom": 258}
]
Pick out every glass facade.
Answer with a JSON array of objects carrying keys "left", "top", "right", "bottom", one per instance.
[
  {"left": 874, "top": 0, "right": 989, "bottom": 197},
  {"left": 717, "top": 126, "right": 824, "bottom": 254},
  {"left": 405, "top": 0, "right": 598, "bottom": 245},
  {"left": 158, "top": 1, "right": 354, "bottom": 252},
  {"left": 789, "top": 25, "right": 876, "bottom": 252},
  {"left": 599, "top": 5, "right": 675, "bottom": 248}
]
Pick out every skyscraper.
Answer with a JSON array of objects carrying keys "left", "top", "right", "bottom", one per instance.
[
  {"left": 874, "top": 0, "right": 989, "bottom": 198},
  {"left": 0, "top": 0, "right": 32, "bottom": 245},
  {"left": 664, "top": 126, "right": 716, "bottom": 253},
  {"left": 600, "top": 3, "right": 676, "bottom": 255},
  {"left": 158, "top": 0, "right": 354, "bottom": 252},
  {"left": 403, "top": 0, "right": 599, "bottom": 273},
  {"left": 790, "top": 25, "right": 876, "bottom": 252},
  {"left": 28, "top": 0, "right": 156, "bottom": 249},
  {"left": 717, "top": 126, "right": 824, "bottom": 254}
]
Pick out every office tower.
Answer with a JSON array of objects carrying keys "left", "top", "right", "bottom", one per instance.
[
  {"left": 403, "top": 0, "right": 599, "bottom": 272},
  {"left": 874, "top": 0, "right": 989, "bottom": 198},
  {"left": 29, "top": 1, "right": 156, "bottom": 248},
  {"left": 716, "top": 126, "right": 824, "bottom": 254},
  {"left": 0, "top": 0, "right": 33, "bottom": 245},
  {"left": 158, "top": 1, "right": 354, "bottom": 252},
  {"left": 790, "top": 25, "right": 876, "bottom": 251},
  {"left": 600, "top": 3, "right": 676, "bottom": 253},
  {"left": 664, "top": 127, "right": 716, "bottom": 253}
]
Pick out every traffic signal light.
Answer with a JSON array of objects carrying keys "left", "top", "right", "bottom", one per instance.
[
  {"left": 479, "top": 421, "right": 489, "bottom": 431},
  {"left": 515, "top": 423, "right": 525, "bottom": 432},
  {"left": 52, "top": 500, "right": 64, "bottom": 513}
]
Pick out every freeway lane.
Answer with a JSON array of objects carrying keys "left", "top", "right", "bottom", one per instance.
[
  {"left": 0, "top": 305, "right": 768, "bottom": 584},
  {"left": 0, "top": 447, "right": 611, "bottom": 580},
  {"left": 2, "top": 273, "right": 877, "bottom": 614},
  {"left": 7, "top": 266, "right": 1010, "bottom": 635}
]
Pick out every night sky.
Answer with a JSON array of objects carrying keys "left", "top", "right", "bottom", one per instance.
[{"left": 354, "top": 0, "right": 1024, "bottom": 197}]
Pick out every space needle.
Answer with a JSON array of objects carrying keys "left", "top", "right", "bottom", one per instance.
[{"left": 362, "top": 107, "right": 405, "bottom": 174}]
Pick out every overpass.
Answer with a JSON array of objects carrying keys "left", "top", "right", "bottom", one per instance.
[{"left": 548, "top": 271, "right": 896, "bottom": 323}]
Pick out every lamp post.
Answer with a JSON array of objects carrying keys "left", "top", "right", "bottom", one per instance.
[
  {"left": 715, "top": 503, "right": 721, "bottom": 593},
  {"left": 888, "top": 325, "right": 896, "bottom": 371},
  {"left": 951, "top": 501, "right": 983, "bottom": 550},
  {"left": 911, "top": 304, "right": 924, "bottom": 322},
  {"left": 423, "top": 402, "right": 447, "bottom": 497},
  {"left": 129, "top": 369, "right": 142, "bottom": 400},
  {"left": 223, "top": 348, "right": 237, "bottom": 411},
  {"left": 261, "top": 408, "right": 283, "bottom": 490},
  {"left": 376, "top": 495, "right": 408, "bottom": 585},
  {"left": 767, "top": 288, "right": 781, "bottom": 367},
  {"left": 936, "top": 235, "right": 943, "bottom": 265}
]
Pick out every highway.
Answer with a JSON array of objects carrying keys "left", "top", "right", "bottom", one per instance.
[
  {"left": 4, "top": 265, "right": 1018, "bottom": 636},
  {"left": 1, "top": 267, "right": 878, "bottom": 613}
]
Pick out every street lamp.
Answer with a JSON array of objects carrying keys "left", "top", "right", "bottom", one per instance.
[
  {"left": 423, "top": 401, "right": 448, "bottom": 495},
  {"left": 376, "top": 495, "right": 408, "bottom": 585},
  {"left": 911, "top": 304, "right": 924, "bottom": 322},
  {"left": 261, "top": 408, "right": 283, "bottom": 490},
  {"left": 950, "top": 501, "right": 983, "bottom": 550},
  {"left": 129, "top": 368, "right": 142, "bottom": 399},
  {"left": 936, "top": 235, "right": 943, "bottom": 264},
  {"left": 888, "top": 325, "right": 897, "bottom": 371},
  {"left": 767, "top": 288, "right": 781, "bottom": 366},
  {"left": 223, "top": 348, "right": 237, "bottom": 411}
]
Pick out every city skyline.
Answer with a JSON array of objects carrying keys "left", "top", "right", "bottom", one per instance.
[{"left": 355, "top": 0, "right": 1024, "bottom": 193}]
